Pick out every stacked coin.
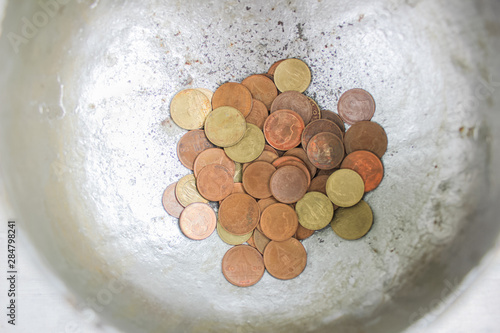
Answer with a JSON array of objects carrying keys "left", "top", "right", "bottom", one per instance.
[{"left": 162, "top": 58, "right": 388, "bottom": 287}]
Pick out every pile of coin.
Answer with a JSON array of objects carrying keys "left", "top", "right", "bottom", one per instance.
[{"left": 162, "top": 58, "right": 388, "bottom": 287}]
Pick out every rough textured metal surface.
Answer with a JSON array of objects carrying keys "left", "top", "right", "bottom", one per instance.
[{"left": 0, "top": 1, "right": 499, "bottom": 332}]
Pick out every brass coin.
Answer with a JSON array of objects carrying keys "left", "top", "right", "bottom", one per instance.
[
  {"left": 326, "top": 169, "right": 364, "bottom": 208},
  {"left": 196, "top": 164, "right": 234, "bottom": 201},
  {"left": 170, "top": 89, "right": 212, "bottom": 130},
  {"left": 175, "top": 174, "right": 208, "bottom": 207},
  {"left": 219, "top": 193, "right": 260, "bottom": 236},
  {"left": 284, "top": 148, "right": 317, "bottom": 178},
  {"left": 224, "top": 123, "right": 265, "bottom": 163},
  {"left": 295, "top": 192, "right": 334, "bottom": 230},
  {"left": 195, "top": 88, "right": 213, "bottom": 102},
  {"left": 263, "top": 238, "right": 307, "bottom": 280},
  {"left": 162, "top": 182, "right": 184, "bottom": 218},
  {"left": 217, "top": 222, "right": 253, "bottom": 245},
  {"left": 176, "top": 130, "right": 215, "bottom": 170},
  {"left": 245, "top": 99, "right": 269, "bottom": 130},
  {"left": 241, "top": 74, "right": 278, "bottom": 110},
  {"left": 308, "top": 97, "right": 322, "bottom": 122},
  {"left": 233, "top": 162, "right": 243, "bottom": 182},
  {"left": 270, "top": 91, "right": 313, "bottom": 125},
  {"left": 222, "top": 245, "right": 265, "bottom": 287},
  {"left": 212, "top": 82, "right": 253, "bottom": 117},
  {"left": 274, "top": 58, "right": 311, "bottom": 93},
  {"left": 337, "top": 88, "right": 376, "bottom": 125},
  {"left": 344, "top": 121, "right": 388, "bottom": 159},
  {"left": 179, "top": 202, "right": 216, "bottom": 240},
  {"left": 260, "top": 203, "right": 298, "bottom": 241},
  {"left": 204, "top": 106, "right": 247, "bottom": 147},
  {"left": 331, "top": 200, "right": 373, "bottom": 240}
]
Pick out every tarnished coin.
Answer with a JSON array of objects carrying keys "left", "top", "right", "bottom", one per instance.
[
  {"left": 179, "top": 202, "right": 216, "bottom": 240},
  {"left": 222, "top": 245, "right": 265, "bottom": 287},
  {"left": 260, "top": 203, "right": 298, "bottom": 241},
  {"left": 162, "top": 182, "right": 184, "bottom": 218},
  {"left": 321, "top": 110, "right": 346, "bottom": 133},
  {"left": 344, "top": 121, "right": 388, "bottom": 159},
  {"left": 193, "top": 148, "right": 235, "bottom": 178},
  {"left": 245, "top": 99, "right": 269, "bottom": 130},
  {"left": 242, "top": 161, "right": 276, "bottom": 199},
  {"left": 224, "top": 124, "right": 265, "bottom": 163},
  {"left": 301, "top": 119, "right": 343, "bottom": 149},
  {"left": 316, "top": 168, "right": 338, "bottom": 177},
  {"left": 295, "top": 192, "right": 334, "bottom": 230},
  {"left": 247, "top": 233, "right": 257, "bottom": 248},
  {"left": 195, "top": 88, "right": 214, "bottom": 102},
  {"left": 204, "top": 106, "right": 247, "bottom": 147},
  {"left": 263, "top": 145, "right": 278, "bottom": 155},
  {"left": 218, "top": 182, "right": 247, "bottom": 205},
  {"left": 308, "top": 97, "right": 322, "bottom": 122},
  {"left": 284, "top": 147, "right": 317, "bottom": 178},
  {"left": 331, "top": 200, "right": 373, "bottom": 240},
  {"left": 270, "top": 91, "right": 313, "bottom": 125},
  {"left": 267, "top": 59, "right": 286, "bottom": 76},
  {"left": 170, "top": 89, "right": 212, "bottom": 130},
  {"left": 270, "top": 165, "right": 309, "bottom": 204},
  {"left": 212, "top": 82, "right": 253, "bottom": 117},
  {"left": 217, "top": 223, "right": 253, "bottom": 245},
  {"left": 253, "top": 228, "right": 271, "bottom": 254},
  {"left": 274, "top": 58, "right": 311, "bottom": 93},
  {"left": 197, "top": 164, "right": 234, "bottom": 201},
  {"left": 338, "top": 88, "right": 376, "bottom": 125},
  {"left": 219, "top": 193, "right": 260, "bottom": 236},
  {"left": 263, "top": 109, "right": 305, "bottom": 151},
  {"left": 176, "top": 130, "right": 216, "bottom": 170},
  {"left": 242, "top": 150, "right": 279, "bottom": 172},
  {"left": 271, "top": 155, "right": 305, "bottom": 169},
  {"left": 241, "top": 74, "right": 278, "bottom": 110},
  {"left": 326, "top": 169, "right": 364, "bottom": 207},
  {"left": 308, "top": 175, "right": 329, "bottom": 194},
  {"left": 175, "top": 174, "right": 208, "bottom": 207},
  {"left": 258, "top": 197, "right": 279, "bottom": 215},
  {"left": 295, "top": 224, "right": 315, "bottom": 240},
  {"left": 341, "top": 150, "right": 384, "bottom": 192},
  {"left": 306, "top": 132, "right": 345, "bottom": 170},
  {"left": 263, "top": 238, "right": 307, "bottom": 280}
]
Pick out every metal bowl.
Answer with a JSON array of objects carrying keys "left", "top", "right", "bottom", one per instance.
[{"left": 1, "top": 0, "right": 499, "bottom": 332}]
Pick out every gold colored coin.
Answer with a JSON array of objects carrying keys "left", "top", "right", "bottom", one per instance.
[
  {"left": 217, "top": 222, "right": 253, "bottom": 245},
  {"left": 273, "top": 58, "right": 311, "bottom": 93},
  {"left": 204, "top": 106, "right": 247, "bottom": 147},
  {"left": 170, "top": 89, "right": 212, "bottom": 130},
  {"left": 175, "top": 174, "right": 209, "bottom": 207},
  {"left": 233, "top": 162, "right": 243, "bottom": 182},
  {"left": 224, "top": 124, "right": 265, "bottom": 163},
  {"left": 195, "top": 88, "right": 213, "bottom": 102},
  {"left": 331, "top": 200, "right": 373, "bottom": 240},
  {"left": 295, "top": 192, "right": 334, "bottom": 230},
  {"left": 326, "top": 169, "right": 364, "bottom": 208}
]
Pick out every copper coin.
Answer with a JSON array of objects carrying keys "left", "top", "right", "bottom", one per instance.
[
  {"left": 253, "top": 228, "right": 271, "bottom": 254},
  {"left": 321, "top": 110, "right": 346, "bottom": 133},
  {"left": 242, "top": 161, "right": 276, "bottom": 199},
  {"left": 284, "top": 147, "right": 317, "bottom": 178},
  {"left": 295, "top": 224, "right": 315, "bottom": 240},
  {"left": 193, "top": 148, "right": 235, "bottom": 178},
  {"left": 258, "top": 197, "right": 279, "bottom": 215},
  {"left": 219, "top": 193, "right": 260, "bottom": 236},
  {"left": 308, "top": 97, "right": 322, "bottom": 122},
  {"left": 212, "top": 82, "right": 253, "bottom": 117},
  {"left": 271, "top": 155, "right": 305, "bottom": 169},
  {"left": 306, "top": 132, "right": 345, "bottom": 170},
  {"left": 269, "top": 165, "right": 309, "bottom": 204},
  {"left": 267, "top": 59, "right": 286, "bottom": 76},
  {"left": 263, "top": 110, "right": 305, "bottom": 151},
  {"left": 247, "top": 233, "right": 257, "bottom": 248},
  {"left": 260, "top": 203, "right": 299, "bottom": 241},
  {"left": 176, "top": 130, "right": 216, "bottom": 170},
  {"left": 222, "top": 245, "right": 265, "bottom": 287},
  {"left": 317, "top": 168, "right": 338, "bottom": 177},
  {"left": 307, "top": 175, "right": 329, "bottom": 195},
  {"left": 263, "top": 145, "right": 278, "bottom": 155},
  {"left": 276, "top": 160, "right": 311, "bottom": 187},
  {"left": 245, "top": 99, "right": 269, "bottom": 130},
  {"left": 178, "top": 202, "right": 216, "bottom": 240},
  {"left": 337, "top": 88, "right": 376, "bottom": 125},
  {"left": 196, "top": 164, "right": 234, "bottom": 201},
  {"left": 241, "top": 74, "right": 278, "bottom": 110},
  {"left": 219, "top": 182, "right": 247, "bottom": 204},
  {"left": 242, "top": 150, "right": 279, "bottom": 172},
  {"left": 341, "top": 150, "right": 384, "bottom": 192},
  {"left": 344, "top": 121, "right": 388, "bottom": 158},
  {"left": 263, "top": 238, "right": 307, "bottom": 280},
  {"left": 270, "top": 91, "right": 313, "bottom": 125},
  {"left": 162, "top": 182, "right": 184, "bottom": 218},
  {"left": 301, "top": 119, "right": 343, "bottom": 149}
]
